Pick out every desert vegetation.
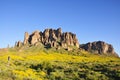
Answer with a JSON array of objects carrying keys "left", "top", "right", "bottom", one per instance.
[{"left": 0, "top": 46, "right": 120, "bottom": 80}]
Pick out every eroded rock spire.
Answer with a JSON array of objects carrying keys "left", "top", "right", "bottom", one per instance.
[{"left": 19, "top": 28, "right": 79, "bottom": 49}]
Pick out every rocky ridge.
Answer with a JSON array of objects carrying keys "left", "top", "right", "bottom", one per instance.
[
  {"left": 80, "top": 41, "right": 118, "bottom": 56},
  {"left": 15, "top": 28, "right": 118, "bottom": 56},
  {"left": 16, "top": 28, "right": 79, "bottom": 49}
]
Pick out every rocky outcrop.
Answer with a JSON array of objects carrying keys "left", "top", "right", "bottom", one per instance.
[
  {"left": 29, "top": 30, "right": 41, "bottom": 45},
  {"left": 61, "top": 32, "right": 79, "bottom": 48},
  {"left": 15, "top": 28, "right": 118, "bottom": 57},
  {"left": 19, "top": 28, "right": 79, "bottom": 49},
  {"left": 80, "top": 41, "right": 117, "bottom": 55},
  {"left": 23, "top": 32, "right": 29, "bottom": 45},
  {"left": 15, "top": 41, "right": 22, "bottom": 47}
]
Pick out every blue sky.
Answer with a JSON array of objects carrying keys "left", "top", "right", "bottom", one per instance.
[{"left": 0, "top": 0, "right": 120, "bottom": 55}]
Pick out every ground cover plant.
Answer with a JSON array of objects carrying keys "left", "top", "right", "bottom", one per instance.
[{"left": 0, "top": 46, "right": 120, "bottom": 80}]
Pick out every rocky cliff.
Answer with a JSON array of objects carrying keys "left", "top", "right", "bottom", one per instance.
[
  {"left": 15, "top": 28, "right": 118, "bottom": 56},
  {"left": 80, "top": 41, "right": 118, "bottom": 56},
  {"left": 16, "top": 28, "right": 79, "bottom": 49}
]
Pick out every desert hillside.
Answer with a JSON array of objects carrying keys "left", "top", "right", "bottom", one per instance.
[
  {"left": 0, "top": 28, "right": 120, "bottom": 80},
  {"left": 0, "top": 46, "right": 120, "bottom": 80}
]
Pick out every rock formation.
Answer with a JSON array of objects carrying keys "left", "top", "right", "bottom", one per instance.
[
  {"left": 15, "top": 28, "right": 118, "bottom": 56},
  {"left": 80, "top": 41, "right": 117, "bottom": 55},
  {"left": 23, "top": 32, "right": 29, "bottom": 45},
  {"left": 15, "top": 41, "right": 22, "bottom": 47},
  {"left": 17, "top": 28, "right": 79, "bottom": 49}
]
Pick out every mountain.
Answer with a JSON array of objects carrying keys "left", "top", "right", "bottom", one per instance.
[
  {"left": 15, "top": 28, "right": 118, "bottom": 57},
  {"left": 80, "top": 41, "right": 118, "bottom": 56},
  {"left": 15, "top": 28, "right": 79, "bottom": 49},
  {"left": 0, "top": 28, "right": 120, "bottom": 80}
]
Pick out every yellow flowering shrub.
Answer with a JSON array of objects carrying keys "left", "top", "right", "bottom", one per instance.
[{"left": 38, "top": 71, "right": 46, "bottom": 77}]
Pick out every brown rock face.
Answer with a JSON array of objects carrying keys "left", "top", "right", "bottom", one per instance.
[
  {"left": 56, "top": 28, "right": 62, "bottom": 40},
  {"left": 61, "top": 32, "right": 79, "bottom": 48},
  {"left": 22, "top": 28, "right": 79, "bottom": 49},
  {"left": 23, "top": 32, "right": 29, "bottom": 45},
  {"left": 80, "top": 41, "right": 117, "bottom": 55},
  {"left": 15, "top": 28, "right": 118, "bottom": 57},
  {"left": 30, "top": 31, "right": 41, "bottom": 45},
  {"left": 15, "top": 41, "right": 22, "bottom": 47}
]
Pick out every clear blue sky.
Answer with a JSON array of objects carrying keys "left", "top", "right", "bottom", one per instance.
[{"left": 0, "top": 0, "right": 120, "bottom": 55}]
